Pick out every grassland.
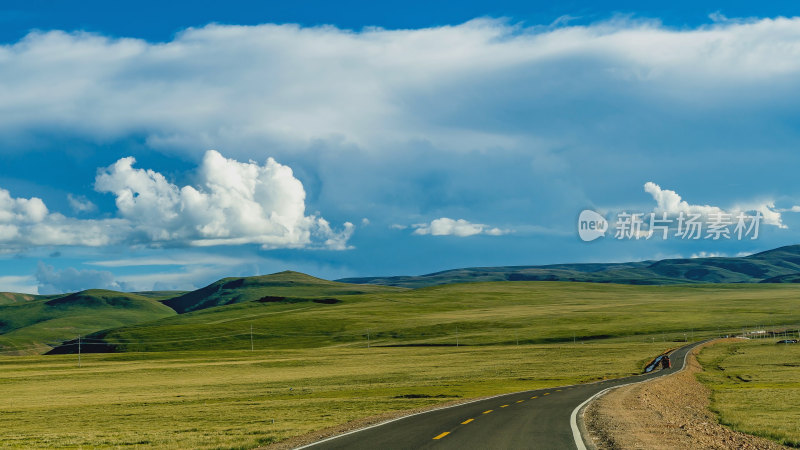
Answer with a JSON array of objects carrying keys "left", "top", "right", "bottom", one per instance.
[
  {"left": 2, "top": 280, "right": 800, "bottom": 448},
  {"left": 1, "top": 341, "right": 673, "bottom": 449},
  {"left": 0, "top": 292, "right": 51, "bottom": 305},
  {"left": 83, "top": 282, "right": 800, "bottom": 353},
  {"left": 0, "top": 290, "right": 176, "bottom": 355},
  {"left": 697, "top": 338, "right": 800, "bottom": 447}
]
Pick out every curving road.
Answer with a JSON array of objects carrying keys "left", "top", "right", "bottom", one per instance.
[{"left": 299, "top": 340, "right": 706, "bottom": 450}]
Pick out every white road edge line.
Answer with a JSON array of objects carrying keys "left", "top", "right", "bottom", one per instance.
[
  {"left": 296, "top": 340, "right": 710, "bottom": 450},
  {"left": 570, "top": 341, "right": 703, "bottom": 450},
  {"left": 294, "top": 389, "right": 527, "bottom": 449},
  {"left": 296, "top": 371, "right": 623, "bottom": 449}
]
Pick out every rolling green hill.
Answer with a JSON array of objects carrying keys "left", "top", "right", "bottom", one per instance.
[
  {"left": 2, "top": 272, "right": 401, "bottom": 354},
  {"left": 0, "top": 290, "right": 176, "bottom": 355},
  {"left": 49, "top": 281, "right": 800, "bottom": 354},
  {"left": 338, "top": 244, "right": 800, "bottom": 287},
  {"left": 162, "top": 270, "right": 405, "bottom": 314},
  {"left": 8, "top": 245, "right": 800, "bottom": 355}
]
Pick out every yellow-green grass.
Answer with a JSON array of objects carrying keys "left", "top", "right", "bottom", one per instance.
[
  {"left": 0, "top": 292, "right": 48, "bottom": 305},
  {"left": 4, "top": 281, "right": 800, "bottom": 448},
  {"left": 93, "top": 282, "right": 800, "bottom": 352},
  {"left": 697, "top": 338, "right": 800, "bottom": 447},
  {"left": 1, "top": 340, "right": 670, "bottom": 449}
]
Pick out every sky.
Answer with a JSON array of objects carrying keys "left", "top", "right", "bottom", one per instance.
[{"left": 2, "top": 1, "right": 800, "bottom": 294}]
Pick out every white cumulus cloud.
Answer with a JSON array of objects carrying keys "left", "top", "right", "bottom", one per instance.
[
  {"left": 412, "top": 218, "right": 507, "bottom": 237},
  {"left": 643, "top": 181, "right": 785, "bottom": 228},
  {"left": 94, "top": 149, "right": 353, "bottom": 249},
  {"left": 0, "top": 188, "right": 128, "bottom": 249},
  {"left": 644, "top": 181, "right": 726, "bottom": 217},
  {"left": 0, "top": 151, "right": 352, "bottom": 250}
]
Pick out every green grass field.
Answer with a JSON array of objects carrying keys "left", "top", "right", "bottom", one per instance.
[
  {"left": 2, "top": 279, "right": 800, "bottom": 448},
  {"left": 1, "top": 341, "right": 671, "bottom": 449},
  {"left": 87, "top": 281, "right": 800, "bottom": 352},
  {"left": 697, "top": 338, "right": 800, "bottom": 447}
]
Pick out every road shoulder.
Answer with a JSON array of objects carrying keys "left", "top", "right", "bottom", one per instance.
[{"left": 583, "top": 339, "right": 789, "bottom": 449}]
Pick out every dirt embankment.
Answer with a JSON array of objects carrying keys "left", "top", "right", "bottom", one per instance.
[{"left": 585, "top": 340, "right": 789, "bottom": 450}]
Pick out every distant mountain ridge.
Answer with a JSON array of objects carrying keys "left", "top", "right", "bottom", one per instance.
[{"left": 337, "top": 244, "right": 800, "bottom": 288}]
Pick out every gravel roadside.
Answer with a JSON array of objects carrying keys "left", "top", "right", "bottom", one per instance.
[{"left": 585, "top": 339, "right": 788, "bottom": 450}]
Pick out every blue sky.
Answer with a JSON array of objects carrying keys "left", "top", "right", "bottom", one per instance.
[{"left": 2, "top": 1, "right": 800, "bottom": 294}]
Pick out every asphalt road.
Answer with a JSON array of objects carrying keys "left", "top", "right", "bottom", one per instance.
[{"left": 300, "top": 340, "right": 707, "bottom": 450}]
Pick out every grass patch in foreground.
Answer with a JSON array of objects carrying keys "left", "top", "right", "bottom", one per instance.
[
  {"left": 1, "top": 341, "right": 667, "bottom": 449},
  {"left": 697, "top": 339, "right": 800, "bottom": 447}
]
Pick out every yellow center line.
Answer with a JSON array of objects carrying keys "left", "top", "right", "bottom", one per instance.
[
  {"left": 483, "top": 409, "right": 493, "bottom": 414},
  {"left": 433, "top": 432, "right": 450, "bottom": 440},
  {"left": 530, "top": 396, "right": 538, "bottom": 399},
  {"left": 556, "top": 389, "right": 562, "bottom": 392},
  {"left": 543, "top": 392, "right": 550, "bottom": 395},
  {"left": 500, "top": 404, "right": 509, "bottom": 408},
  {"left": 461, "top": 418, "right": 474, "bottom": 424},
  {"left": 516, "top": 400, "right": 524, "bottom": 403}
]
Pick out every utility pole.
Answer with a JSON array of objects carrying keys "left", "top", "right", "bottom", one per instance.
[
  {"left": 78, "top": 335, "right": 81, "bottom": 368},
  {"left": 250, "top": 325, "right": 254, "bottom": 351},
  {"left": 367, "top": 329, "right": 370, "bottom": 348}
]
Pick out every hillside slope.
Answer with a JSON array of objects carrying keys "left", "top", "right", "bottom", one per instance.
[
  {"left": 10, "top": 244, "right": 800, "bottom": 355},
  {"left": 48, "top": 281, "right": 800, "bottom": 354},
  {"left": 0, "top": 292, "right": 54, "bottom": 305},
  {"left": 0, "top": 290, "right": 176, "bottom": 354},
  {"left": 163, "top": 270, "right": 405, "bottom": 314}
]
